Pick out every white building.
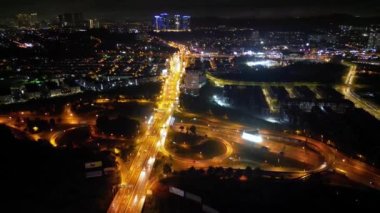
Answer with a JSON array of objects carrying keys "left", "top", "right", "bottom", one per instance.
[{"left": 183, "top": 69, "right": 206, "bottom": 96}]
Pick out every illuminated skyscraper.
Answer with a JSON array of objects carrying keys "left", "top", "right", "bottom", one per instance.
[
  {"left": 153, "top": 13, "right": 191, "bottom": 32},
  {"left": 174, "top": 15, "right": 181, "bottom": 30},
  {"left": 154, "top": 15, "right": 163, "bottom": 31},
  {"left": 16, "top": 13, "right": 38, "bottom": 28},
  {"left": 182, "top": 16, "right": 191, "bottom": 31},
  {"left": 58, "top": 13, "right": 84, "bottom": 28},
  {"left": 160, "top": 13, "right": 169, "bottom": 31},
  {"left": 30, "top": 13, "right": 38, "bottom": 26},
  {"left": 367, "top": 32, "right": 380, "bottom": 50}
]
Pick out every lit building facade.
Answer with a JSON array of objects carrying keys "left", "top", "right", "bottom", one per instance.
[
  {"left": 58, "top": 13, "right": 84, "bottom": 28},
  {"left": 16, "top": 13, "right": 38, "bottom": 28},
  {"left": 153, "top": 13, "right": 191, "bottom": 32},
  {"left": 367, "top": 32, "right": 380, "bottom": 50}
]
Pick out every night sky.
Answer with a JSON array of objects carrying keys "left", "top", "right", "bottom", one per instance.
[{"left": 0, "top": 0, "right": 379, "bottom": 19}]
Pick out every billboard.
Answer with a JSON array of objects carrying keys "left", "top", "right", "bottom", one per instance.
[
  {"left": 85, "top": 161, "right": 103, "bottom": 169},
  {"left": 85, "top": 170, "right": 103, "bottom": 178},
  {"left": 242, "top": 131, "right": 263, "bottom": 143}
]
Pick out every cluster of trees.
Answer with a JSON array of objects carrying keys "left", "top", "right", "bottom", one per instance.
[
  {"left": 96, "top": 115, "right": 139, "bottom": 137},
  {"left": 286, "top": 106, "right": 380, "bottom": 165},
  {"left": 177, "top": 166, "right": 261, "bottom": 180},
  {"left": 161, "top": 165, "right": 379, "bottom": 212},
  {"left": 25, "top": 117, "right": 56, "bottom": 133},
  {"left": 0, "top": 124, "right": 117, "bottom": 212}
]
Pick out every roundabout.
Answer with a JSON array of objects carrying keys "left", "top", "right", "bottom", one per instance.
[
  {"left": 167, "top": 114, "right": 380, "bottom": 190},
  {"left": 164, "top": 120, "right": 327, "bottom": 175},
  {"left": 160, "top": 129, "right": 234, "bottom": 167}
]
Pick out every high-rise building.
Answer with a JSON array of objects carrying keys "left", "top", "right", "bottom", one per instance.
[
  {"left": 182, "top": 16, "right": 191, "bottom": 31},
  {"left": 183, "top": 69, "right": 206, "bottom": 96},
  {"left": 88, "top": 19, "right": 94, "bottom": 29},
  {"left": 58, "top": 13, "right": 84, "bottom": 28},
  {"left": 160, "top": 13, "right": 169, "bottom": 30},
  {"left": 16, "top": 13, "right": 38, "bottom": 28},
  {"left": 88, "top": 19, "right": 100, "bottom": 29},
  {"left": 174, "top": 15, "right": 181, "bottom": 30},
  {"left": 30, "top": 13, "right": 38, "bottom": 26},
  {"left": 367, "top": 32, "right": 380, "bottom": 50},
  {"left": 153, "top": 13, "right": 191, "bottom": 32},
  {"left": 154, "top": 15, "right": 163, "bottom": 31}
]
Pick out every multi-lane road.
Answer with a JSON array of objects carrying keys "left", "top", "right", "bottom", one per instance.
[{"left": 108, "top": 43, "right": 186, "bottom": 213}]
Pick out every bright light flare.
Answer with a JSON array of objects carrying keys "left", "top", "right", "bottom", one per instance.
[
  {"left": 265, "top": 117, "right": 280, "bottom": 123},
  {"left": 133, "top": 195, "right": 138, "bottom": 204},
  {"left": 148, "top": 157, "right": 155, "bottom": 166},
  {"left": 140, "top": 170, "right": 146, "bottom": 179},
  {"left": 147, "top": 115, "right": 153, "bottom": 125},
  {"left": 212, "top": 95, "right": 230, "bottom": 107}
]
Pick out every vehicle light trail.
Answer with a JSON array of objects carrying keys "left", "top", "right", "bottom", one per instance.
[
  {"left": 108, "top": 42, "right": 186, "bottom": 213},
  {"left": 339, "top": 61, "right": 380, "bottom": 120}
]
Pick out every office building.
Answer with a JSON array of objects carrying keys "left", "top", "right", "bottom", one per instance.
[
  {"left": 174, "top": 15, "right": 181, "bottom": 30},
  {"left": 367, "top": 32, "right": 380, "bottom": 50},
  {"left": 58, "top": 13, "right": 84, "bottom": 28},
  {"left": 16, "top": 13, "right": 38, "bottom": 28},
  {"left": 88, "top": 19, "right": 100, "bottom": 29},
  {"left": 182, "top": 16, "right": 191, "bottom": 31}
]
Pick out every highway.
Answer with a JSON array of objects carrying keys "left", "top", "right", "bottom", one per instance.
[
  {"left": 108, "top": 42, "right": 186, "bottom": 213},
  {"left": 167, "top": 117, "right": 325, "bottom": 172},
  {"left": 167, "top": 122, "right": 322, "bottom": 171},
  {"left": 170, "top": 114, "right": 380, "bottom": 190},
  {"left": 338, "top": 62, "right": 380, "bottom": 120}
]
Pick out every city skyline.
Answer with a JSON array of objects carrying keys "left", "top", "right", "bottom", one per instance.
[
  {"left": 0, "top": 0, "right": 379, "bottom": 20},
  {"left": 1, "top": 1, "right": 379, "bottom": 212}
]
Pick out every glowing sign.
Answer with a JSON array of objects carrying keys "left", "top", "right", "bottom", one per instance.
[
  {"left": 85, "top": 161, "right": 103, "bottom": 169},
  {"left": 242, "top": 131, "right": 263, "bottom": 143},
  {"left": 246, "top": 60, "right": 278, "bottom": 68}
]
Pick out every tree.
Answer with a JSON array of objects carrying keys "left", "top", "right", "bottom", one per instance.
[
  {"left": 244, "top": 166, "right": 253, "bottom": 177},
  {"left": 207, "top": 166, "right": 215, "bottom": 176},
  {"left": 189, "top": 125, "right": 197, "bottom": 135},
  {"left": 163, "top": 163, "right": 172, "bottom": 174},
  {"left": 226, "top": 167, "right": 234, "bottom": 177},
  {"left": 188, "top": 166, "right": 197, "bottom": 176},
  {"left": 0, "top": 124, "right": 15, "bottom": 142},
  {"left": 49, "top": 118, "right": 56, "bottom": 128},
  {"left": 120, "top": 148, "right": 129, "bottom": 160}
]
